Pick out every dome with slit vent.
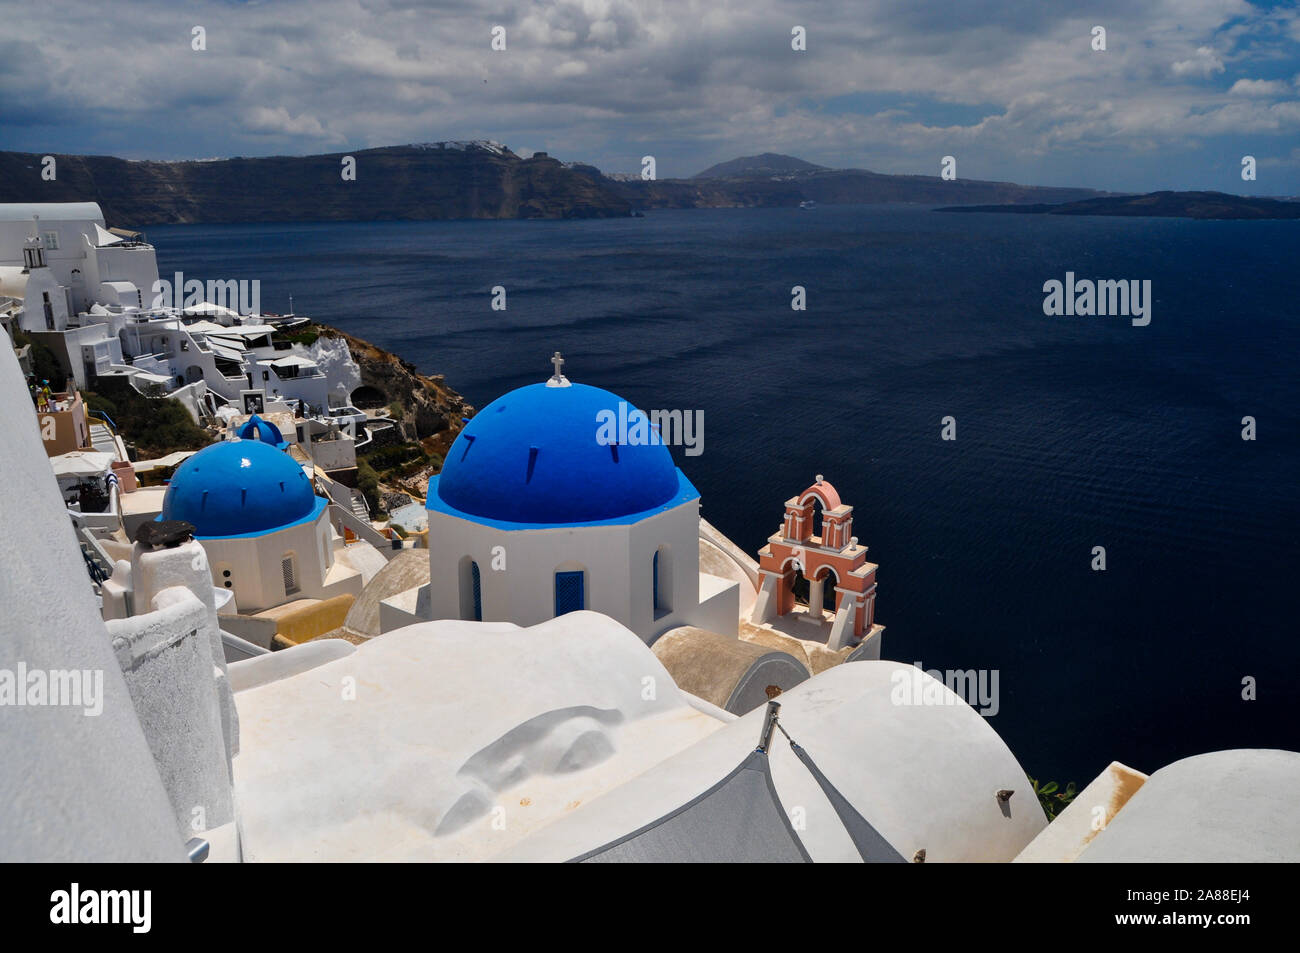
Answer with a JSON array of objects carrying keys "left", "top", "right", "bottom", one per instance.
[
  {"left": 160, "top": 439, "right": 324, "bottom": 538},
  {"left": 431, "top": 382, "right": 696, "bottom": 526}
]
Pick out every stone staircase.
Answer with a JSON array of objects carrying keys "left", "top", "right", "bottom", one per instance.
[{"left": 88, "top": 421, "right": 117, "bottom": 455}]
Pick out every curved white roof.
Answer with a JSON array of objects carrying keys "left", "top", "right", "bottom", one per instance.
[
  {"left": 0, "top": 202, "right": 105, "bottom": 224},
  {"left": 1077, "top": 749, "right": 1300, "bottom": 862},
  {"left": 228, "top": 611, "right": 729, "bottom": 861},
  {"left": 504, "top": 660, "right": 1049, "bottom": 862}
]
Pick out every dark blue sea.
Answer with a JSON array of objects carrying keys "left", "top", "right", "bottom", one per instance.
[{"left": 149, "top": 205, "right": 1300, "bottom": 786}]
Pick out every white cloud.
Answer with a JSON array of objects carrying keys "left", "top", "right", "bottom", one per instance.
[
  {"left": 245, "top": 106, "right": 340, "bottom": 141},
  {"left": 1, "top": 0, "right": 1297, "bottom": 189},
  {"left": 1229, "top": 78, "right": 1290, "bottom": 96},
  {"left": 1172, "top": 46, "right": 1226, "bottom": 78},
  {"left": 554, "top": 60, "right": 589, "bottom": 78}
]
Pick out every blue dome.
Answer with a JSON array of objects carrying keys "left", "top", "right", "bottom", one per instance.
[
  {"left": 432, "top": 382, "right": 691, "bottom": 525},
  {"left": 161, "top": 439, "right": 322, "bottom": 538},
  {"left": 235, "top": 414, "right": 284, "bottom": 446}
]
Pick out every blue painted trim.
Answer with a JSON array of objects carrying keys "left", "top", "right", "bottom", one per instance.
[
  {"left": 426, "top": 469, "right": 699, "bottom": 531},
  {"left": 159, "top": 495, "right": 329, "bottom": 540}
]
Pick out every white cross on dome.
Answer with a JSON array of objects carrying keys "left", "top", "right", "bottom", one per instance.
[{"left": 547, "top": 350, "right": 571, "bottom": 387}]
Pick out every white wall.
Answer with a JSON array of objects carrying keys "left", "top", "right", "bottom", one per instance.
[
  {"left": 0, "top": 339, "right": 185, "bottom": 861},
  {"left": 200, "top": 509, "right": 360, "bottom": 613},
  {"left": 423, "top": 497, "right": 724, "bottom": 643}
]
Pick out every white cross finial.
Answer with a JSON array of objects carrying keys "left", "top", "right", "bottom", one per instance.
[
  {"left": 815, "top": 473, "right": 823, "bottom": 483},
  {"left": 546, "top": 350, "right": 571, "bottom": 387}
]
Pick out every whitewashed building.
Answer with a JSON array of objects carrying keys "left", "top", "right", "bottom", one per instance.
[
  {"left": 143, "top": 436, "right": 364, "bottom": 614},
  {"left": 0, "top": 203, "right": 357, "bottom": 414},
  {"left": 382, "top": 362, "right": 739, "bottom": 641}
]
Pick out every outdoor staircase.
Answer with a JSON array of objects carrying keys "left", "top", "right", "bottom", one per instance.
[{"left": 88, "top": 422, "right": 117, "bottom": 455}]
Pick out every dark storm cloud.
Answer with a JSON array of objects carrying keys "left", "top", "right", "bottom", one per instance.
[{"left": 0, "top": 0, "right": 1297, "bottom": 190}]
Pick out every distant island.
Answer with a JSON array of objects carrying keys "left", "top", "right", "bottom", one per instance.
[
  {"left": 610, "top": 151, "right": 1106, "bottom": 212},
  {"left": 1, "top": 145, "right": 1107, "bottom": 226},
  {"left": 937, "top": 191, "right": 1300, "bottom": 220}
]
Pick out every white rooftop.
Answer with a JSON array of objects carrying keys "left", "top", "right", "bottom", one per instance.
[{"left": 0, "top": 202, "right": 105, "bottom": 223}]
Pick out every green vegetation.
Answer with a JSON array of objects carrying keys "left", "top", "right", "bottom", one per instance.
[
  {"left": 356, "top": 458, "right": 381, "bottom": 517},
  {"left": 82, "top": 377, "right": 212, "bottom": 458},
  {"left": 1028, "top": 777, "right": 1079, "bottom": 821},
  {"left": 12, "top": 331, "right": 65, "bottom": 387},
  {"left": 361, "top": 441, "right": 442, "bottom": 479},
  {"left": 273, "top": 328, "right": 320, "bottom": 348},
  {"left": 355, "top": 438, "right": 444, "bottom": 517}
]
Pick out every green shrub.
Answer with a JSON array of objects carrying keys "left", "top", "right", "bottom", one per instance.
[
  {"left": 82, "top": 377, "right": 212, "bottom": 458},
  {"left": 361, "top": 442, "right": 426, "bottom": 473},
  {"left": 1028, "top": 777, "right": 1079, "bottom": 821},
  {"left": 25, "top": 338, "right": 66, "bottom": 387},
  {"left": 274, "top": 329, "right": 319, "bottom": 348},
  {"left": 357, "top": 459, "right": 380, "bottom": 516}
]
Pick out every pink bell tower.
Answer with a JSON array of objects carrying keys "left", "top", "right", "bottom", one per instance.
[{"left": 751, "top": 476, "right": 883, "bottom": 652}]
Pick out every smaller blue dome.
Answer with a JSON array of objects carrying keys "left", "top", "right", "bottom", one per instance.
[
  {"left": 235, "top": 414, "right": 284, "bottom": 446},
  {"left": 162, "top": 439, "right": 322, "bottom": 538}
]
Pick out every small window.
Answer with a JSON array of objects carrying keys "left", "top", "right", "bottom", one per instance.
[
  {"left": 281, "top": 554, "right": 299, "bottom": 596},
  {"left": 653, "top": 547, "right": 672, "bottom": 615},
  {"left": 471, "top": 561, "right": 482, "bottom": 621},
  {"left": 44, "top": 231, "right": 59, "bottom": 250},
  {"left": 555, "top": 570, "right": 585, "bottom": 616}
]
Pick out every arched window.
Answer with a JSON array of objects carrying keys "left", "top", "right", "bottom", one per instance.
[
  {"left": 555, "top": 570, "right": 585, "bottom": 616},
  {"left": 458, "top": 556, "right": 482, "bottom": 621}
]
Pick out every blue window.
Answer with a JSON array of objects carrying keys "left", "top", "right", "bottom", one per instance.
[
  {"left": 471, "top": 561, "right": 482, "bottom": 621},
  {"left": 555, "top": 570, "right": 585, "bottom": 616}
]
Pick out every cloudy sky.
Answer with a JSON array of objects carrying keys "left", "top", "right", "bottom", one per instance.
[{"left": 3, "top": 0, "right": 1299, "bottom": 192}]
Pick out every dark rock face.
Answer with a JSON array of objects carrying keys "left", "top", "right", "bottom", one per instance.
[
  {"left": 381, "top": 490, "right": 414, "bottom": 512},
  {"left": 319, "top": 324, "right": 473, "bottom": 447},
  {"left": 0, "top": 144, "right": 632, "bottom": 225},
  {"left": 609, "top": 166, "right": 1107, "bottom": 209},
  {"left": 1, "top": 143, "right": 1130, "bottom": 224}
]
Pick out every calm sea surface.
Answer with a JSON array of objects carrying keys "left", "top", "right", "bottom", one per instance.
[{"left": 149, "top": 205, "right": 1300, "bottom": 783}]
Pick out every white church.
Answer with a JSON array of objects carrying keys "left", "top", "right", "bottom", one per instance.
[{"left": 382, "top": 356, "right": 737, "bottom": 640}]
